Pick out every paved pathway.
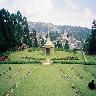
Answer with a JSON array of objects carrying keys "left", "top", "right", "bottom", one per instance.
[
  {"left": 82, "top": 51, "right": 88, "bottom": 63},
  {"left": 43, "top": 59, "right": 51, "bottom": 65}
]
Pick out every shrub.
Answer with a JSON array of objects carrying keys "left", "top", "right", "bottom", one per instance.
[
  {"left": 0, "top": 60, "right": 41, "bottom": 64},
  {"left": 53, "top": 60, "right": 85, "bottom": 64}
]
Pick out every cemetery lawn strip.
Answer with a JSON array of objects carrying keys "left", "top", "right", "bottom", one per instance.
[{"left": 0, "top": 64, "right": 96, "bottom": 96}]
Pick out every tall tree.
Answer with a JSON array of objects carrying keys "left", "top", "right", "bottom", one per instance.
[
  {"left": 0, "top": 8, "right": 16, "bottom": 51},
  {"left": 0, "top": 8, "right": 30, "bottom": 52},
  {"left": 32, "top": 29, "right": 38, "bottom": 47},
  {"left": 85, "top": 20, "right": 96, "bottom": 54}
]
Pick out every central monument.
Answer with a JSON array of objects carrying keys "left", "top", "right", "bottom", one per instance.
[{"left": 42, "top": 24, "right": 54, "bottom": 55}]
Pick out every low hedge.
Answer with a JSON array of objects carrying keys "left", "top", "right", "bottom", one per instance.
[
  {"left": 51, "top": 56, "right": 79, "bottom": 60},
  {"left": 84, "top": 61, "right": 96, "bottom": 65},
  {"left": 1, "top": 60, "right": 96, "bottom": 65},
  {"left": 53, "top": 60, "right": 96, "bottom": 65},
  {"left": 0, "top": 60, "right": 41, "bottom": 64},
  {"left": 53, "top": 60, "right": 85, "bottom": 64}
]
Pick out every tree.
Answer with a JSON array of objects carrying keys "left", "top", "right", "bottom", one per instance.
[
  {"left": 0, "top": 8, "right": 30, "bottom": 52},
  {"left": 64, "top": 40, "right": 69, "bottom": 49},
  {"left": 0, "top": 8, "right": 16, "bottom": 51},
  {"left": 73, "top": 48, "right": 77, "bottom": 55},
  {"left": 0, "top": 31, "right": 6, "bottom": 49},
  {"left": 85, "top": 20, "right": 96, "bottom": 55},
  {"left": 41, "top": 38, "right": 45, "bottom": 46},
  {"left": 56, "top": 40, "right": 62, "bottom": 48},
  {"left": 83, "top": 38, "right": 90, "bottom": 54},
  {"left": 32, "top": 29, "right": 38, "bottom": 48},
  {"left": 34, "top": 37, "right": 38, "bottom": 47}
]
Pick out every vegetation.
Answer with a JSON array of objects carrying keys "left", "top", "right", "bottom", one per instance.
[
  {"left": 0, "top": 8, "right": 29, "bottom": 52},
  {"left": 0, "top": 64, "right": 96, "bottom": 96},
  {"left": 0, "top": 7, "right": 96, "bottom": 96},
  {"left": 84, "top": 20, "right": 96, "bottom": 55},
  {"left": 0, "top": 49, "right": 96, "bottom": 65},
  {"left": 85, "top": 55, "right": 96, "bottom": 64},
  {"left": 4, "top": 49, "right": 84, "bottom": 63},
  {"left": 64, "top": 40, "right": 69, "bottom": 49},
  {"left": 28, "top": 21, "right": 91, "bottom": 41}
]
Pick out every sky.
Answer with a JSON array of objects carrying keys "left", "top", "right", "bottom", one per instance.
[{"left": 0, "top": 0, "right": 96, "bottom": 28}]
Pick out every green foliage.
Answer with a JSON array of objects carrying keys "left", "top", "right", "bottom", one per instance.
[
  {"left": 29, "top": 22, "right": 91, "bottom": 41},
  {"left": 0, "top": 31, "right": 6, "bottom": 47},
  {"left": 73, "top": 48, "right": 77, "bottom": 55},
  {"left": 29, "top": 29, "right": 38, "bottom": 48},
  {"left": 0, "top": 8, "right": 29, "bottom": 52},
  {"left": 64, "top": 40, "right": 69, "bottom": 49},
  {"left": 50, "top": 31, "right": 58, "bottom": 41},
  {"left": 40, "top": 38, "right": 45, "bottom": 46},
  {"left": 0, "top": 60, "right": 41, "bottom": 64},
  {"left": 53, "top": 60, "right": 85, "bottom": 64},
  {"left": 84, "top": 20, "right": 96, "bottom": 55},
  {"left": 0, "top": 64, "right": 96, "bottom": 96},
  {"left": 56, "top": 40, "right": 62, "bottom": 48}
]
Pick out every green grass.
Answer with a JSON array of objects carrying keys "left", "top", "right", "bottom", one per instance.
[
  {"left": 85, "top": 55, "right": 96, "bottom": 64},
  {"left": 6, "top": 49, "right": 84, "bottom": 64},
  {"left": 0, "top": 49, "right": 96, "bottom": 96},
  {"left": 1, "top": 49, "right": 96, "bottom": 65},
  {"left": 0, "top": 64, "right": 96, "bottom": 96}
]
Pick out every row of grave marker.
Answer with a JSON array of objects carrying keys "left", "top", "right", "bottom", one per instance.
[{"left": 57, "top": 66, "right": 83, "bottom": 96}]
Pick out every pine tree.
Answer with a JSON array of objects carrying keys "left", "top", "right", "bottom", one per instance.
[
  {"left": 0, "top": 8, "right": 16, "bottom": 51},
  {"left": 32, "top": 29, "right": 38, "bottom": 47},
  {"left": 0, "top": 8, "right": 30, "bottom": 51},
  {"left": 88, "top": 20, "right": 96, "bottom": 54}
]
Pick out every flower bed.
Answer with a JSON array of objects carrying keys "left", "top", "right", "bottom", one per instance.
[{"left": 0, "top": 56, "right": 9, "bottom": 61}]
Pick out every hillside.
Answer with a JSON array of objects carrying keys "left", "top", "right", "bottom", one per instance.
[{"left": 28, "top": 22, "right": 91, "bottom": 41}]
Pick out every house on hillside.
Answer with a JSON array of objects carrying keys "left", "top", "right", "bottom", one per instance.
[{"left": 60, "top": 33, "right": 82, "bottom": 49}]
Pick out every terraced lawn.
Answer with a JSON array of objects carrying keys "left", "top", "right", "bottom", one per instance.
[
  {"left": 7, "top": 49, "right": 82, "bottom": 60},
  {"left": 0, "top": 64, "right": 96, "bottom": 96}
]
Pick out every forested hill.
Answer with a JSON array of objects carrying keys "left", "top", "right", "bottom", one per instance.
[{"left": 28, "top": 21, "right": 91, "bottom": 41}]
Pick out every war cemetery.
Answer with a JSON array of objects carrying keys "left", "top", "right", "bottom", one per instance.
[
  {"left": 0, "top": 4, "right": 96, "bottom": 96},
  {"left": 0, "top": 28, "right": 96, "bottom": 96}
]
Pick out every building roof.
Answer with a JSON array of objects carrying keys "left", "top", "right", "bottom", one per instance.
[{"left": 43, "top": 37, "right": 54, "bottom": 48}]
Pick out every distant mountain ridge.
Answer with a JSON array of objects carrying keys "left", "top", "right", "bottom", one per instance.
[{"left": 28, "top": 21, "right": 91, "bottom": 41}]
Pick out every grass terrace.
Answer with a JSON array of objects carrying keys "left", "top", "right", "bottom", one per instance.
[
  {"left": 0, "top": 64, "right": 96, "bottom": 96},
  {"left": 1, "top": 49, "right": 85, "bottom": 64}
]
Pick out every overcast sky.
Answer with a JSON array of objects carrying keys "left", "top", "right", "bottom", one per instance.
[{"left": 0, "top": 0, "right": 96, "bottom": 28}]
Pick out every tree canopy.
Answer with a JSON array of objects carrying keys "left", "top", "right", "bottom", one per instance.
[
  {"left": 0, "top": 8, "right": 29, "bottom": 52},
  {"left": 84, "top": 20, "right": 96, "bottom": 55}
]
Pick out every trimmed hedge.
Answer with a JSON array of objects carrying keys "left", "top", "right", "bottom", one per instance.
[
  {"left": 0, "top": 60, "right": 41, "bottom": 64},
  {"left": 53, "top": 60, "right": 96, "bottom": 65},
  {"left": 51, "top": 56, "right": 79, "bottom": 60},
  {"left": 84, "top": 61, "right": 96, "bottom": 65},
  {"left": 53, "top": 60, "right": 85, "bottom": 64}
]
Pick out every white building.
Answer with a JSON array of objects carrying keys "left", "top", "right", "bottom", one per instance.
[{"left": 61, "top": 32, "right": 82, "bottom": 49}]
